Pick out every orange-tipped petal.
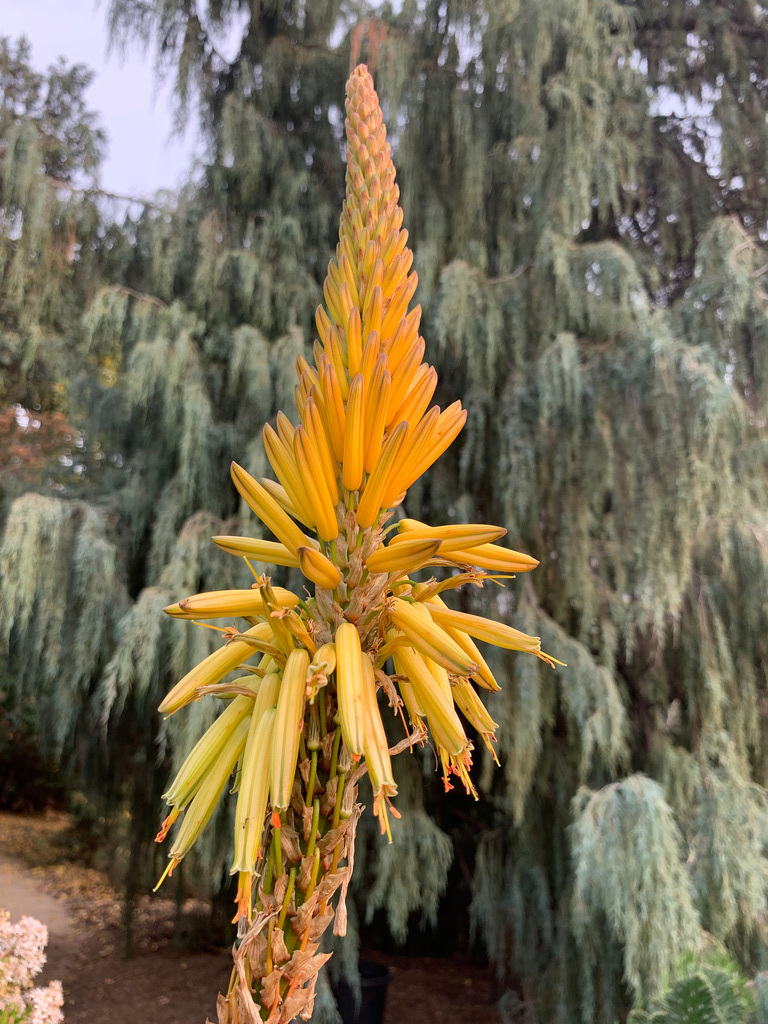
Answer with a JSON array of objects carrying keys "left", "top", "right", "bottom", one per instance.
[
  {"left": 379, "top": 406, "right": 439, "bottom": 508},
  {"left": 347, "top": 306, "right": 363, "bottom": 378},
  {"left": 359, "top": 329, "right": 381, "bottom": 389},
  {"left": 262, "top": 425, "right": 317, "bottom": 528},
  {"left": 381, "top": 273, "right": 418, "bottom": 341},
  {"left": 320, "top": 363, "right": 347, "bottom": 463},
  {"left": 315, "top": 304, "right": 332, "bottom": 341},
  {"left": 355, "top": 420, "right": 409, "bottom": 529},
  {"left": 230, "top": 463, "right": 312, "bottom": 556},
  {"left": 324, "top": 326, "right": 350, "bottom": 400},
  {"left": 389, "top": 364, "right": 437, "bottom": 430},
  {"left": 294, "top": 426, "right": 340, "bottom": 542},
  {"left": 384, "top": 306, "right": 421, "bottom": 374},
  {"left": 387, "top": 337, "right": 426, "bottom": 416},
  {"left": 362, "top": 259, "right": 384, "bottom": 315},
  {"left": 342, "top": 374, "right": 366, "bottom": 492},
  {"left": 304, "top": 396, "right": 340, "bottom": 505},
  {"left": 338, "top": 252, "right": 361, "bottom": 308},
  {"left": 397, "top": 402, "right": 467, "bottom": 492},
  {"left": 363, "top": 356, "right": 391, "bottom": 472}
]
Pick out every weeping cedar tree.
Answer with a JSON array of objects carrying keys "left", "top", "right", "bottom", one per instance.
[{"left": 3, "top": 1, "right": 768, "bottom": 1019}]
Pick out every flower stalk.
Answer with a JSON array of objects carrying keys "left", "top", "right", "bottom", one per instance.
[{"left": 156, "top": 64, "right": 558, "bottom": 1023}]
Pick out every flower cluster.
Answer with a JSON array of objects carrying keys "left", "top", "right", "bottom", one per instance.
[
  {"left": 156, "top": 65, "right": 557, "bottom": 1023},
  {"left": 0, "top": 912, "right": 64, "bottom": 1024}
]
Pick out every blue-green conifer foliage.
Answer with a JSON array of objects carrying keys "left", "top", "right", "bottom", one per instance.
[{"left": 4, "top": 3, "right": 768, "bottom": 1019}]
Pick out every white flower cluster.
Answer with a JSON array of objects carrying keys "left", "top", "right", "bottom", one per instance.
[
  {"left": 0, "top": 912, "right": 64, "bottom": 1024},
  {"left": 27, "top": 980, "right": 64, "bottom": 1024}
]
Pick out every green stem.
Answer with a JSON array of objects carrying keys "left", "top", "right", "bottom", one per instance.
[
  {"left": 319, "top": 692, "right": 327, "bottom": 736},
  {"left": 274, "top": 825, "right": 283, "bottom": 878},
  {"left": 329, "top": 725, "right": 341, "bottom": 780},
  {"left": 332, "top": 771, "right": 346, "bottom": 829},
  {"left": 304, "top": 851, "right": 321, "bottom": 901},
  {"left": 306, "top": 799, "right": 321, "bottom": 858},
  {"left": 305, "top": 751, "right": 318, "bottom": 806},
  {"left": 277, "top": 868, "right": 297, "bottom": 931},
  {"left": 263, "top": 838, "right": 276, "bottom": 895}
]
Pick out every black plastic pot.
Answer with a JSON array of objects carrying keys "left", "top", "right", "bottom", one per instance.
[{"left": 334, "top": 960, "right": 392, "bottom": 1024}]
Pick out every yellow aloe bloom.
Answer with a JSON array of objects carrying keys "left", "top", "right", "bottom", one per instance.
[
  {"left": 156, "top": 64, "right": 559, "bottom": 1023},
  {"left": 259, "top": 477, "right": 305, "bottom": 523},
  {"left": 422, "top": 594, "right": 501, "bottom": 692},
  {"left": 270, "top": 648, "right": 310, "bottom": 811},
  {"left": 342, "top": 374, "right": 366, "bottom": 491},
  {"left": 388, "top": 597, "right": 479, "bottom": 676},
  {"left": 392, "top": 646, "right": 475, "bottom": 796},
  {"left": 294, "top": 426, "right": 340, "bottom": 541},
  {"left": 335, "top": 621, "right": 365, "bottom": 758},
  {"left": 230, "top": 463, "right": 312, "bottom": 556},
  {"left": 360, "top": 654, "right": 398, "bottom": 839},
  {"left": 306, "top": 642, "right": 336, "bottom": 703},
  {"left": 159, "top": 623, "right": 274, "bottom": 714},
  {"left": 166, "top": 715, "right": 251, "bottom": 874},
  {"left": 355, "top": 420, "right": 409, "bottom": 529},
  {"left": 309, "top": 642, "right": 337, "bottom": 678},
  {"left": 212, "top": 535, "right": 301, "bottom": 568},
  {"left": 426, "top": 603, "right": 562, "bottom": 668},
  {"left": 391, "top": 647, "right": 465, "bottom": 748},
  {"left": 393, "top": 518, "right": 507, "bottom": 551},
  {"left": 438, "top": 542, "right": 541, "bottom": 573},
  {"left": 163, "top": 586, "right": 299, "bottom": 620},
  {"left": 298, "top": 544, "right": 343, "bottom": 590},
  {"left": 365, "top": 536, "right": 440, "bottom": 576},
  {"left": 304, "top": 397, "right": 340, "bottom": 504},
  {"left": 262, "top": 424, "right": 316, "bottom": 527},
  {"left": 451, "top": 677, "right": 500, "bottom": 761},
  {"left": 398, "top": 676, "right": 426, "bottom": 731},
  {"left": 231, "top": 706, "right": 276, "bottom": 878},
  {"left": 162, "top": 689, "right": 258, "bottom": 814}
]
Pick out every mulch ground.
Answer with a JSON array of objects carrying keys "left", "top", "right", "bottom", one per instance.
[{"left": 0, "top": 811, "right": 501, "bottom": 1023}]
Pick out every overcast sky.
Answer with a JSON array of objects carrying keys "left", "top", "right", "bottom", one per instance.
[{"left": 4, "top": 0, "right": 199, "bottom": 198}]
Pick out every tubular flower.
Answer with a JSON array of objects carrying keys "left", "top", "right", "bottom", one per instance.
[{"left": 155, "top": 64, "right": 559, "bottom": 1024}]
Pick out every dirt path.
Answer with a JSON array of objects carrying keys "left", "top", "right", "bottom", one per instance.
[
  {"left": 0, "top": 843, "right": 228, "bottom": 1023},
  {"left": 0, "top": 812, "right": 500, "bottom": 1023},
  {"left": 0, "top": 854, "right": 72, "bottom": 941},
  {"left": 0, "top": 814, "right": 235, "bottom": 1023}
]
